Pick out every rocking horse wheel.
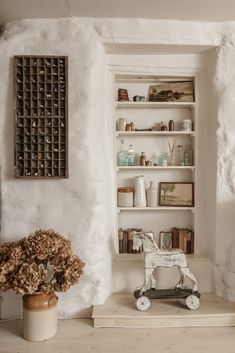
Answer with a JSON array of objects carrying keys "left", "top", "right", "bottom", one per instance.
[
  {"left": 185, "top": 295, "right": 200, "bottom": 310},
  {"left": 136, "top": 296, "right": 151, "bottom": 311}
]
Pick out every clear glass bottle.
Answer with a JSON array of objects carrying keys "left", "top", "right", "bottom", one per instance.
[
  {"left": 117, "top": 138, "right": 127, "bottom": 166},
  {"left": 188, "top": 145, "right": 193, "bottom": 166},
  {"left": 176, "top": 145, "right": 185, "bottom": 166},
  {"left": 159, "top": 152, "right": 168, "bottom": 166},
  {"left": 167, "top": 152, "right": 176, "bottom": 166},
  {"left": 184, "top": 145, "right": 190, "bottom": 166},
  {"left": 184, "top": 145, "right": 193, "bottom": 166},
  {"left": 127, "top": 144, "right": 135, "bottom": 166}
]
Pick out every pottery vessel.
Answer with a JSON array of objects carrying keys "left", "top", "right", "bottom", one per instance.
[
  {"left": 134, "top": 175, "right": 146, "bottom": 207},
  {"left": 23, "top": 292, "right": 58, "bottom": 341},
  {"left": 146, "top": 181, "right": 157, "bottom": 207}
]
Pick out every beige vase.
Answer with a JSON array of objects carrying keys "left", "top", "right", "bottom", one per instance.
[{"left": 23, "top": 292, "right": 58, "bottom": 342}]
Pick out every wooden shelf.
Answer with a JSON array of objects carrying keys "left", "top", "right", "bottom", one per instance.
[
  {"left": 115, "top": 101, "right": 195, "bottom": 109},
  {"left": 117, "top": 166, "right": 195, "bottom": 171},
  {"left": 117, "top": 207, "right": 195, "bottom": 212},
  {"left": 116, "top": 131, "right": 195, "bottom": 136},
  {"left": 114, "top": 253, "right": 210, "bottom": 262}
]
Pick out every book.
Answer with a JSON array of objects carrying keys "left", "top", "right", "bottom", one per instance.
[{"left": 171, "top": 227, "right": 194, "bottom": 254}]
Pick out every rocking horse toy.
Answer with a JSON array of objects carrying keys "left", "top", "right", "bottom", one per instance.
[{"left": 132, "top": 231, "right": 201, "bottom": 311}]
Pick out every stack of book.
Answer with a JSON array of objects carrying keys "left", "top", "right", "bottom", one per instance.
[
  {"left": 118, "top": 228, "right": 143, "bottom": 254},
  {"left": 172, "top": 227, "right": 194, "bottom": 254}
]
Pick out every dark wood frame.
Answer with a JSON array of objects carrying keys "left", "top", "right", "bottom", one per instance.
[
  {"left": 158, "top": 182, "right": 194, "bottom": 207},
  {"left": 14, "top": 55, "right": 68, "bottom": 179}
]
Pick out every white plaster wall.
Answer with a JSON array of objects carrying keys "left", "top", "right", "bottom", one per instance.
[
  {"left": 1, "top": 17, "right": 235, "bottom": 318},
  {"left": 0, "top": 19, "right": 116, "bottom": 319}
]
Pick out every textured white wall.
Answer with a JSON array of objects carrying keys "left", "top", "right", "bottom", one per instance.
[{"left": 1, "top": 18, "right": 235, "bottom": 318}]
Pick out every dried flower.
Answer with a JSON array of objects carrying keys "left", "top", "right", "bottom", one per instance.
[{"left": 0, "top": 229, "right": 84, "bottom": 295}]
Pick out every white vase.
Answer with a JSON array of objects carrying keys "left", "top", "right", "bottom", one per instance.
[
  {"left": 23, "top": 292, "right": 58, "bottom": 342},
  {"left": 146, "top": 181, "right": 157, "bottom": 207},
  {"left": 134, "top": 175, "right": 146, "bottom": 207}
]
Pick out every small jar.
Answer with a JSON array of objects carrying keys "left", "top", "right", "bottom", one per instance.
[
  {"left": 125, "top": 123, "right": 132, "bottom": 131},
  {"left": 160, "top": 121, "right": 168, "bottom": 131},
  {"left": 181, "top": 119, "right": 192, "bottom": 131},
  {"left": 130, "top": 122, "right": 135, "bottom": 131},
  {"left": 117, "top": 118, "right": 127, "bottom": 131},
  {"left": 140, "top": 152, "right": 146, "bottom": 166},
  {"left": 117, "top": 187, "right": 134, "bottom": 207}
]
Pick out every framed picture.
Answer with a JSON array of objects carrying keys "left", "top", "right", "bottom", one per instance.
[
  {"left": 159, "top": 182, "right": 194, "bottom": 207},
  {"left": 159, "top": 231, "right": 172, "bottom": 250},
  {"left": 148, "top": 81, "right": 194, "bottom": 102}
]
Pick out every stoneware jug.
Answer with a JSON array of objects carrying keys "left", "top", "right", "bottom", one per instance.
[
  {"left": 23, "top": 292, "right": 58, "bottom": 341},
  {"left": 146, "top": 181, "right": 157, "bottom": 207},
  {"left": 134, "top": 175, "right": 146, "bottom": 207}
]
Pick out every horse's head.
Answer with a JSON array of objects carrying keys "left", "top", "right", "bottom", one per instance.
[
  {"left": 132, "top": 231, "right": 144, "bottom": 251},
  {"left": 132, "top": 231, "right": 159, "bottom": 252}
]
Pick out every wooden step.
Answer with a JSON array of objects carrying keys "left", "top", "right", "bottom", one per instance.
[{"left": 92, "top": 294, "right": 235, "bottom": 328}]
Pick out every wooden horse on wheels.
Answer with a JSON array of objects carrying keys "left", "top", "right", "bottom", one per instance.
[{"left": 132, "top": 231, "right": 201, "bottom": 311}]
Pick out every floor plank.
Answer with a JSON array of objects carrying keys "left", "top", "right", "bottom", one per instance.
[{"left": 1, "top": 318, "right": 235, "bottom": 353}]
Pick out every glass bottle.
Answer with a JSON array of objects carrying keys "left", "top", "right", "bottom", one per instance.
[
  {"left": 184, "top": 145, "right": 193, "bottom": 166},
  {"left": 176, "top": 145, "right": 184, "bottom": 166},
  {"left": 117, "top": 139, "right": 127, "bottom": 166},
  {"left": 127, "top": 144, "right": 135, "bottom": 166},
  {"left": 140, "top": 152, "right": 146, "bottom": 166},
  {"left": 159, "top": 152, "right": 168, "bottom": 166},
  {"left": 188, "top": 145, "right": 193, "bottom": 166},
  {"left": 184, "top": 145, "right": 190, "bottom": 166},
  {"left": 160, "top": 121, "right": 167, "bottom": 131},
  {"left": 168, "top": 120, "right": 174, "bottom": 131}
]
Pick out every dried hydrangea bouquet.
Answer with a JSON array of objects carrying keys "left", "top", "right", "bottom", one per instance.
[{"left": 0, "top": 229, "right": 85, "bottom": 341}]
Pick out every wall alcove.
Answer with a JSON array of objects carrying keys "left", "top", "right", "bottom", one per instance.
[{"left": 105, "top": 43, "right": 218, "bottom": 294}]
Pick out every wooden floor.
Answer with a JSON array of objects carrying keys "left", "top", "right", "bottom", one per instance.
[
  {"left": 1, "top": 318, "right": 235, "bottom": 353},
  {"left": 93, "top": 293, "right": 235, "bottom": 328}
]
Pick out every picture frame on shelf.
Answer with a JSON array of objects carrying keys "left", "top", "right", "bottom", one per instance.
[
  {"left": 148, "top": 81, "right": 194, "bottom": 102},
  {"left": 159, "top": 231, "right": 172, "bottom": 250},
  {"left": 159, "top": 182, "right": 194, "bottom": 207}
]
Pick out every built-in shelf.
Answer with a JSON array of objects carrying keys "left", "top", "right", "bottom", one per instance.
[
  {"left": 114, "top": 253, "right": 211, "bottom": 262},
  {"left": 117, "top": 166, "right": 195, "bottom": 171},
  {"left": 116, "top": 131, "right": 195, "bottom": 137},
  {"left": 115, "top": 101, "right": 195, "bottom": 109},
  {"left": 118, "top": 207, "right": 195, "bottom": 212}
]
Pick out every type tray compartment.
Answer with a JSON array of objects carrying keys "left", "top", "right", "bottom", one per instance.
[{"left": 14, "top": 55, "right": 68, "bottom": 178}]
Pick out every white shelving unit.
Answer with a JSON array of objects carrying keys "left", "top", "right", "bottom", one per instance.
[{"left": 113, "top": 72, "right": 198, "bottom": 257}]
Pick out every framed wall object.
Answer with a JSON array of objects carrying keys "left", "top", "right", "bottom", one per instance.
[
  {"left": 14, "top": 55, "right": 68, "bottom": 178},
  {"left": 159, "top": 182, "right": 194, "bottom": 207},
  {"left": 148, "top": 81, "right": 194, "bottom": 102}
]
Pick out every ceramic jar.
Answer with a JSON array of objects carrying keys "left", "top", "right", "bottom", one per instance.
[
  {"left": 117, "top": 187, "right": 134, "bottom": 207},
  {"left": 180, "top": 119, "right": 192, "bottom": 131},
  {"left": 23, "top": 292, "right": 58, "bottom": 342},
  {"left": 146, "top": 181, "right": 157, "bottom": 207},
  {"left": 117, "top": 118, "right": 127, "bottom": 131},
  {"left": 134, "top": 175, "right": 146, "bottom": 207}
]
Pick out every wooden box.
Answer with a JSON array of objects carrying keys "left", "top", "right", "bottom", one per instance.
[{"left": 14, "top": 55, "right": 68, "bottom": 178}]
